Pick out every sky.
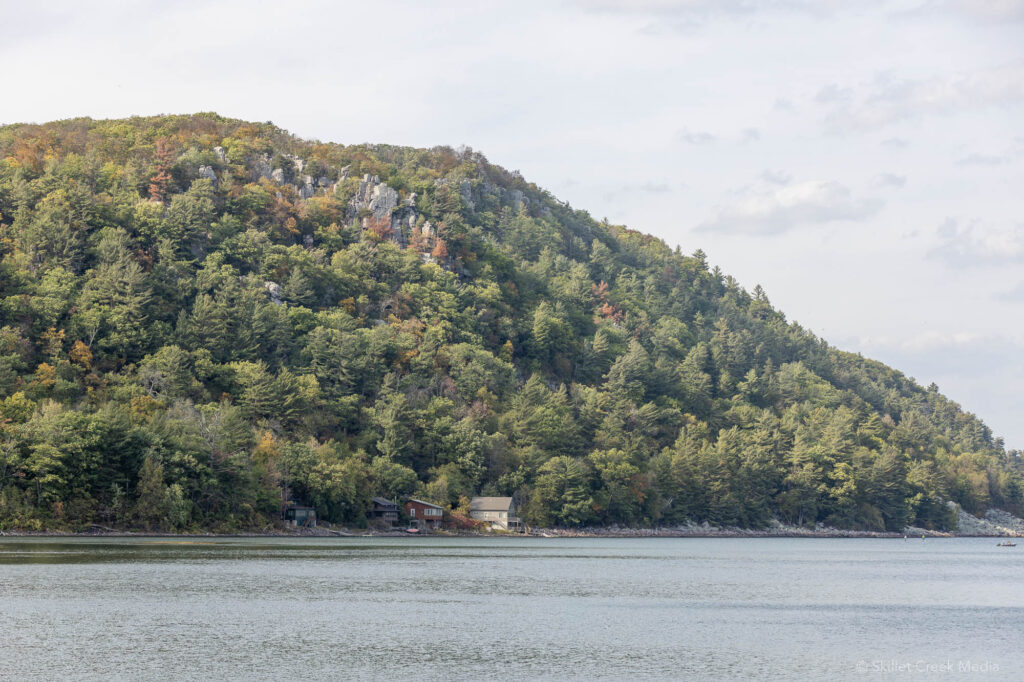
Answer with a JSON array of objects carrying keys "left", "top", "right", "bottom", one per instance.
[{"left": 1, "top": 0, "right": 1022, "bottom": 445}]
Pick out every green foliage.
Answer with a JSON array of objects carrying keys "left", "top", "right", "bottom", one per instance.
[{"left": 0, "top": 114, "right": 1019, "bottom": 532}]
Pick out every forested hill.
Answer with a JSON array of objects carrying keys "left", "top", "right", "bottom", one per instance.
[{"left": 0, "top": 113, "right": 1020, "bottom": 532}]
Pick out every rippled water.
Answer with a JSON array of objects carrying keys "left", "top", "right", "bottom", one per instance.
[{"left": 1, "top": 537, "right": 1021, "bottom": 680}]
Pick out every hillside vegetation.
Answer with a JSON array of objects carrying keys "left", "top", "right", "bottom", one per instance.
[{"left": 0, "top": 113, "right": 1020, "bottom": 532}]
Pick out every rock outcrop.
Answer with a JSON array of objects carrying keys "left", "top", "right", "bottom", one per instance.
[
  {"left": 197, "top": 165, "right": 217, "bottom": 186},
  {"left": 245, "top": 158, "right": 440, "bottom": 255},
  {"left": 436, "top": 177, "right": 530, "bottom": 213},
  {"left": 350, "top": 174, "right": 398, "bottom": 221},
  {"left": 248, "top": 153, "right": 337, "bottom": 199},
  {"left": 264, "top": 281, "right": 283, "bottom": 305},
  {"left": 252, "top": 155, "right": 273, "bottom": 181},
  {"left": 955, "top": 506, "right": 1024, "bottom": 536},
  {"left": 347, "top": 174, "right": 422, "bottom": 245}
]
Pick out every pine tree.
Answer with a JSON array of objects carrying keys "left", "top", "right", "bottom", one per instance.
[{"left": 148, "top": 138, "right": 174, "bottom": 203}]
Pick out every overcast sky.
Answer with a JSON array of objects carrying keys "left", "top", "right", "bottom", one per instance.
[{"left": 1, "top": 0, "right": 1022, "bottom": 445}]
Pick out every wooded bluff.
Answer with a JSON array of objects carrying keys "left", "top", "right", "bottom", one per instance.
[{"left": 0, "top": 113, "right": 1020, "bottom": 532}]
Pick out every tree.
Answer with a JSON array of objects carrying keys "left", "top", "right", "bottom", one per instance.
[
  {"left": 589, "top": 448, "right": 645, "bottom": 525},
  {"left": 372, "top": 390, "right": 415, "bottom": 464},
  {"left": 529, "top": 302, "right": 573, "bottom": 366},
  {"left": 134, "top": 455, "right": 167, "bottom": 530},
  {"left": 370, "top": 456, "right": 419, "bottom": 500},
  {"left": 229, "top": 361, "right": 277, "bottom": 422},
  {"left": 530, "top": 456, "right": 595, "bottom": 527},
  {"left": 148, "top": 138, "right": 175, "bottom": 203},
  {"left": 604, "top": 339, "right": 650, "bottom": 403},
  {"left": 507, "top": 375, "right": 580, "bottom": 457}
]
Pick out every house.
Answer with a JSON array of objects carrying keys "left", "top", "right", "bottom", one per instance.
[
  {"left": 404, "top": 498, "right": 444, "bottom": 530},
  {"left": 370, "top": 497, "right": 399, "bottom": 526},
  {"left": 470, "top": 497, "right": 521, "bottom": 530},
  {"left": 283, "top": 505, "right": 317, "bottom": 527}
]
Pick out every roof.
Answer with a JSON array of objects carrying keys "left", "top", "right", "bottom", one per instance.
[
  {"left": 406, "top": 498, "right": 443, "bottom": 509},
  {"left": 371, "top": 497, "right": 398, "bottom": 507},
  {"left": 470, "top": 497, "right": 514, "bottom": 512}
]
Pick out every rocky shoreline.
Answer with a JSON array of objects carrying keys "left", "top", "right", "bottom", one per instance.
[{"left": 3, "top": 507, "right": 1022, "bottom": 540}]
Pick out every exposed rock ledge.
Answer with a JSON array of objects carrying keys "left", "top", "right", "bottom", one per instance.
[
  {"left": 951, "top": 507, "right": 1024, "bottom": 537},
  {"left": 540, "top": 509, "right": 1024, "bottom": 538}
]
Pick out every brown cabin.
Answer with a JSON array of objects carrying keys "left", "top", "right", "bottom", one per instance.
[
  {"left": 404, "top": 498, "right": 443, "bottom": 530},
  {"left": 370, "top": 497, "right": 399, "bottom": 526}
]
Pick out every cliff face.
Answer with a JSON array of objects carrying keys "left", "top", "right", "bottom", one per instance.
[{"left": 0, "top": 113, "right": 1019, "bottom": 533}]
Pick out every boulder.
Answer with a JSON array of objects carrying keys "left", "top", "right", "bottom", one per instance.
[
  {"left": 390, "top": 205, "right": 417, "bottom": 243},
  {"left": 369, "top": 183, "right": 398, "bottom": 220},
  {"left": 350, "top": 174, "right": 398, "bottom": 221},
  {"left": 264, "top": 281, "right": 283, "bottom": 305},
  {"left": 508, "top": 189, "right": 526, "bottom": 211},
  {"left": 252, "top": 155, "right": 273, "bottom": 181},
  {"left": 197, "top": 165, "right": 217, "bottom": 185},
  {"left": 351, "top": 174, "right": 378, "bottom": 208}
]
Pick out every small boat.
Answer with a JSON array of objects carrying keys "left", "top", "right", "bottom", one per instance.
[
  {"left": 997, "top": 541, "right": 1017, "bottom": 547},
  {"left": 405, "top": 527, "right": 420, "bottom": 534}
]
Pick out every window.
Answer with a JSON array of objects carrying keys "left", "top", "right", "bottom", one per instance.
[{"left": 410, "top": 508, "right": 416, "bottom": 517}]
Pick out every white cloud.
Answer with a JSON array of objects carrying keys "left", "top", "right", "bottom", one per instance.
[
  {"left": 858, "top": 330, "right": 985, "bottom": 353},
  {"left": 822, "top": 65, "right": 1024, "bottom": 133},
  {"left": 814, "top": 83, "right": 853, "bottom": 104},
  {"left": 741, "top": 127, "right": 761, "bottom": 143},
  {"left": 910, "top": 0, "right": 1024, "bottom": 24},
  {"left": 760, "top": 169, "right": 792, "bottom": 185},
  {"left": 880, "top": 137, "right": 909, "bottom": 149},
  {"left": 576, "top": 0, "right": 847, "bottom": 21},
  {"left": 956, "top": 153, "right": 1010, "bottom": 166},
  {"left": 696, "top": 178, "right": 883, "bottom": 234},
  {"left": 678, "top": 128, "right": 717, "bottom": 144},
  {"left": 599, "top": 180, "right": 677, "bottom": 203},
  {"left": 995, "top": 281, "right": 1024, "bottom": 302},
  {"left": 929, "top": 217, "right": 1024, "bottom": 265},
  {"left": 615, "top": 181, "right": 673, "bottom": 194},
  {"left": 874, "top": 172, "right": 907, "bottom": 188}
]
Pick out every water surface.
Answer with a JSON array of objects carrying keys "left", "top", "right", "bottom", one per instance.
[{"left": 1, "top": 537, "right": 1020, "bottom": 680}]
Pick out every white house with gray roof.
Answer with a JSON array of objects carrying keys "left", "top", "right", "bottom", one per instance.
[{"left": 469, "top": 497, "right": 521, "bottom": 530}]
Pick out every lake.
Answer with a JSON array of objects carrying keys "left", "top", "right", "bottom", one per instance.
[{"left": 0, "top": 536, "right": 1020, "bottom": 680}]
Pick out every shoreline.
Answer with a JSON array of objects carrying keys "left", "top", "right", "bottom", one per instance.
[
  {"left": 3, "top": 509, "right": 1021, "bottom": 540},
  {"left": 0, "top": 528, "right": 1011, "bottom": 540}
]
